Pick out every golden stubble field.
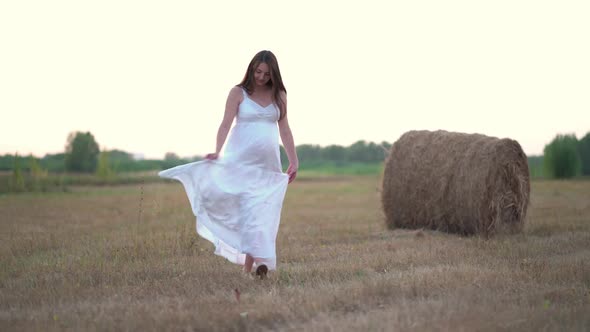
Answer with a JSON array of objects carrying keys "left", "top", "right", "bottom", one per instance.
[{"left": 0, "top": 175, "right": 589, "bottom": 331}]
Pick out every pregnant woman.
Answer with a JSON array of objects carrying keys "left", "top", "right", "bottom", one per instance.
[{"left": 159, "top": 50, "right": 298, "bottom": 278}]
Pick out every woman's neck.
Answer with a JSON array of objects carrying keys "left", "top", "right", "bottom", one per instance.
[{"left": 253, "top": 85, "right": 271, "bottom": 93}]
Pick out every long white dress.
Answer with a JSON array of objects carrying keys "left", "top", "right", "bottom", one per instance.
[{"left": 159, "top": 88, "right": 289, "bottom": 270}]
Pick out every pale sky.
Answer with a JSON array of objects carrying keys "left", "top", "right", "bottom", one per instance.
[{"left": 1, "top": 1, "right": 589, "bottom": 159}]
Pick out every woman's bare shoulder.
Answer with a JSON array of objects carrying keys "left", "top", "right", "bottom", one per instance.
[
  {"left": 230, "top": 85, "right": 244, "bottom": 95},
  {"left": 228, "top": 86, "right": 244, "bottom": 102}
]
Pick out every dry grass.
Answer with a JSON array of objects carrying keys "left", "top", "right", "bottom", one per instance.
[{"left": 0, "top": 175, "right": 589, "bottom": 331}]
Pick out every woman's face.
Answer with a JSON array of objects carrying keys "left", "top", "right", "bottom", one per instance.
[{"left": 254, "top": 62, "right": 271, "bottom": 87}]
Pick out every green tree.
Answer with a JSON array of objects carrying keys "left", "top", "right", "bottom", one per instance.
[
  {"left": 41, "top": 153, "right": 66, "bottom": 172},
  {"left": 65, "top": 132, "right": 100, "bottom": 172},
  {"left": 366, "top": 142, "right": 385, "bottom": 162},
  {"left": 543, "top": 134, "right": 581, "bottom": 179},
  {"left": 323, "top": 145, "right": 347, "bottom": 162},
  {"left": 296, "top": 144, "right": 323, "bottom": 163},
  {"left": 380, "top": 141, "right": 392, "bottom": 151},
  {"left": 10, "top": 154, "right": 26, "bottom": 192},
  {"left": 349, "top": 140, "right": 369, "bottom": 162},
  {"left": 96, "top": 150, "right": 115, "bottom": 181},
  {"left": 0, "top": 154, "right": 15, "bottom": 171},
  {"left": 577, "top": 132, "right": 590, "bottom": 176},
  {"left": 29, "top": 155, "right": 48, "bottom": 191}
]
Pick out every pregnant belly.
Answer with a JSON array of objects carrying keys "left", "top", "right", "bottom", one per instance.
[{"left": 224, "top": 126, "right": 280, "bottom": 171}]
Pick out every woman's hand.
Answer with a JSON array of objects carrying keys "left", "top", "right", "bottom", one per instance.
[
  {"left": 287, "top": 164, "right": 298, "bottom": 183},
  {"left": 205, "top": 153, "right": 219, "bottom": 160}
]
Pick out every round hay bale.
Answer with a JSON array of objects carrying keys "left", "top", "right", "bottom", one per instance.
[{"left": 381, "top": 130, "right": 530, "bottom": 236}]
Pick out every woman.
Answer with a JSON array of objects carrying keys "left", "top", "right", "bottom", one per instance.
[{"left": 159, "top": 50, "right": 298, "bottom": 278}]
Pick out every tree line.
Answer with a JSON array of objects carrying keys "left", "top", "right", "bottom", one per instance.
[
  {"left": 0, "top": 132, "right": 201, "bottom": 174},
  {"left": 0, "top": 132, "right": 392, "bottom": 173},
  {"left": 282, "top": 141, "right": 391, "bottom": 168},
  {"left": 1, "top": 131, "right": 589, "bottom": 185},
  {"left": 0, "top": 133, "right": 392, "bottom": 192},
  {"left": 541, "top": 132, "right": 590, "bottom": 178}
]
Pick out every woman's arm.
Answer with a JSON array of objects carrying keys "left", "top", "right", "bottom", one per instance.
[
  {"left": 278, "top": 92, "right": 299, "bottom": 183},
  {"left": 206, "top": 86, "right": 242, "bottom": 159}
]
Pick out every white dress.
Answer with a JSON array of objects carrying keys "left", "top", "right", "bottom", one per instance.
[{"left": 159, "top": 88, "right": 289, "bottom": 270}]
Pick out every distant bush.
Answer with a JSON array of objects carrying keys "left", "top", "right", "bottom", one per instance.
[
  {"left": 9, "top": 154, "right": 26, "bottom": 192},
  {"left": 96, "top": 150, "right": 115, "bottom": 181},
  {"left": 543, "top": 134, "right": 581, "bottom": 179},
  {"left": 29, "top": 155, "right": 48, "bottom": 191}
]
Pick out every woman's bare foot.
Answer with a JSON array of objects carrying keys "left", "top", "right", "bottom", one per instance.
[{"left": 255, "top": 264, "right": 268, "bottom": 280}]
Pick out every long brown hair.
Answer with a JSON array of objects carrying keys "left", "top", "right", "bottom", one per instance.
[{"left": 238, "top": 50, "right": 287, "bottom": 120}]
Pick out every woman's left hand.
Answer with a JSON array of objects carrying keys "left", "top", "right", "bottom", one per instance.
[
  {"left": 205, "top": 153, "right": 219, "bottom": 160},
  {"left": 287, "top": 164, "right": 298, "bottom": 183}
]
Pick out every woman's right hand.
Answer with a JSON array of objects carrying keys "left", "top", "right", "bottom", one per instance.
[
  {"left": 287, "top": 164, "right": 298, "bottom": 183},
  {"left": 205, "top": 153, "right": 219, "bottom": 160}
]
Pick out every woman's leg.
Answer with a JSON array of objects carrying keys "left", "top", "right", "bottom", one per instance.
[{"left": 243, "top": 254, "right": 254, "bottom": 273}]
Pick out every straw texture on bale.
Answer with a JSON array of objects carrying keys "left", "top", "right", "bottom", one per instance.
[{"left": 381, "top": 130, "right": 530, "bottom": 236}]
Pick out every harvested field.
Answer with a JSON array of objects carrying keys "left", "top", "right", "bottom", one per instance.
[{"left": 0, "top": 175, "right": 589, "bottom": 331}]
